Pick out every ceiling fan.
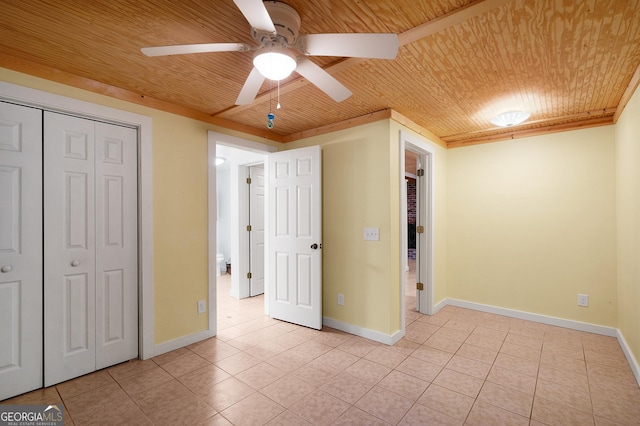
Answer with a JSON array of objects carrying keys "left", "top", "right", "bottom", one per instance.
[{"left": 141, "top": 0, "right": 398, "bottom": 105}]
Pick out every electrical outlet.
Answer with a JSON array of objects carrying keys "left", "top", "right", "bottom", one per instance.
[
  {"left": 198, "top": 299, "right": 206, "bottom": 314},
  {"left": 338, "top": 293, "right": 344, "bottom": 306},
  {"left": 578, "top": 294, "right": 589, "bottom": 307}
]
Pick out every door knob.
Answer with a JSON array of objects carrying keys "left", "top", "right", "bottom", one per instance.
[
  {"left": 71, "top": 260, "right": 80, "bottom": 267},
  {"left": 311, "top": 243, "right": 320, "bottom": 250},
  {"left": 1, "top": 265, "right": 12, "bottom": 273}
]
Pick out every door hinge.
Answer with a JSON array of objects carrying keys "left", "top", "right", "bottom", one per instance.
[
  {"left": 247, "top": 272, "right": 252, "bottom": 279},
  {"left": 246, "top": 225, "right": 252, "bottom": 231},
  {"left": 417, "top": 169, "right": 424, "bottom": 177},
  {"left": 246, "top": 177, "right": 252, "bottom": 184},
  {"left": 416, "top": 282, "right": 424, "bottom": 291},
  {"left": 416, "top": 225, "right": 424, "bottom": 234}
]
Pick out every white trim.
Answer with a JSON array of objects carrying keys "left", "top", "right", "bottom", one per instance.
[
  {"left": 0, "top": 81, "right": 155, "bottom": 359},
  {"left": 399, "top": 143, "right": 407, "bottom": 334},
  {"left": 444, "top": 298, "right": 618, "bottom": 336},
  {"left": 617, "top": 330, "right": 640, "bottom": 387},
  {"left": 433, "top": 299, "right": 448, "bottom": 314},
  {"left": 399, "top": 130, "right": 435, "bottom": 323},
  {"left": 214, "top": 132, "right": 279, "bottom": 154},
  {"left": 152, "top": 330, "right": 215, "bottom": 357},
  {"left": 237, "top": 165, "right": 251, "bottom": 299},
  {"left": 207, "top": 141, "right": 218, "bottom": 337},
  {"left": 439, "top": 297, "right": 640, "bottom": 387},
  {"left": 323, "top": 317, "right": 404, "bottom": 346},
  {"left": 207, "top": 131, "right": 277, "bottom": 323}
]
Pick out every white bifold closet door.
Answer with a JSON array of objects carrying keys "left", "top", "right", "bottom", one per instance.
[
  {"left": 44, "top": 112, "right": 138, "bottom": 387},
  {"left": 0, "top": 102, "right": 43, "bottom": 400}
]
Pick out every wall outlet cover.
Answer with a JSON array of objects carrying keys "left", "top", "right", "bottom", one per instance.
[
  {"left": 338, "top": 293, "right": 344, "bottom": 306},
  {"left": 578, "top": 294, "right": 589, "bottom": 307}
]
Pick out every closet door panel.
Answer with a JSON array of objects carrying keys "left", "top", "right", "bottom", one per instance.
[
  {"left": 95, "top": 122, "right": 138, "bottom": 369},
  {"left": 0, "top": 102, "right": 43, "bottom": 400},
  {"left": 44, "top": 112, "right": 96, "bottom": 387}
]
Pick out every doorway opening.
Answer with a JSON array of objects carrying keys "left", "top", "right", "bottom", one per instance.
[
  {"left": 216, "top": 144, "right": 266, "bottom": 300},
  {"left": 208, "top": 132, "right": 277, "bottom": 336},
  {"left": 400, "top": 131, "right": 434, "bottom": 334}
]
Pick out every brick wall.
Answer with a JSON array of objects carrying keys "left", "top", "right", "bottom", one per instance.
[{"left": 407, "top": 178, "right": 416, "bottom": 260}]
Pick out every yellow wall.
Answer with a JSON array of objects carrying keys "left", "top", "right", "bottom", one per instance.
[
  {"left": 287, "top": 121, "right": 399, "bottom": 334},
  {"left": 4, "top": 66, "right": 634, "bottom": 358},
  {"left": 615, "top": 86, "right": 640, "bottom": 366},
  {"left": 447, "top": 126, "right": 617, "bottom": 326},
  {"left": 288, "top": 122, "right": 448, "bottom": 336},
  {"left": 390, "top": 123, "right": 449, "bottom": 306},
  {"left": 0, "top": 68, "right": 278, "bottom": 344}
]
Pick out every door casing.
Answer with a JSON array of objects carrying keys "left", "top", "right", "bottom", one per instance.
[
  {"left": 0, "top": 81, "right": 158, "bottom": 360},
  {"left": 208, "top": 131, "right": 277, "bottom": 321},
  {"left": 399, "top": 131, "right": 435, "bottom": 333}
]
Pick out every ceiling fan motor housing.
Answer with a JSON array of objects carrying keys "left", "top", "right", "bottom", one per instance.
[{"left": 252, "top": 1, "right": 301, "bottom": 47}]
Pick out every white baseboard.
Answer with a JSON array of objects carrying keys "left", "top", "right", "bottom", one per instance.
[
  {"left": 323, "top": 317, "right": 404, "bottom": 345},
  {"left": 440, "top": 298, "right": 639, "bottom": 387},
  {"left": 616, "top": 329, "right": 640, "bottom": 387},
  {"left": 433, "top": 299, "right": 448, "bottom": 315},
  {"left": 145, "top": 329, "right": 216, "bottom": 359},
  {"left": 444, "top": 298, "right": 618, "bottom": 336}
]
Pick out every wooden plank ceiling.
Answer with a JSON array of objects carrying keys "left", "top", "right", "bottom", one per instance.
[{"left": 1, "top": 0, "right": 639, "bottom": 147}]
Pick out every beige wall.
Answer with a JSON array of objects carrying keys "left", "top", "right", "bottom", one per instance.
[
  {"left": 287, "top": 121, "right": 400, "bottom": 334},
  {"left": 447, "top": 126, "right": 617, "bottom": 326},
  {"left": 288, "top": 122, "right": 448, "bottom": 336},
  {"left": 390, "top": 124, "right": 449, "bottom": 306},
  {"left": 0, "top": 68, "right": 278, "bottom": 344},
  {"left": 4, "top": 67, "right": 635, "bottom": 366},
  {"left": 615, "top": 85, "right": 640, "bottom": 366}
]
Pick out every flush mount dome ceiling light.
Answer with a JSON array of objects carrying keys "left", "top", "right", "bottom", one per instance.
[
  {"left": 490, "top": 111, "right": 531, "bottom": 127},
  {"left": 253, "top": 47, "right": 297, "bottom": 81}
]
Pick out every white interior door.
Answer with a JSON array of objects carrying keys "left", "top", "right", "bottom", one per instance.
[
  {"left": 268, "top": 146, "right": 322, "bottom": 329},
  {"left": 94, "top": 122, "right": 138, "bottom": 369},
  {"left": 249, "top": 164, "right": 265, "bottom": 296},
  {"left": 44, "top": 112, "right": 97, "bottom": 386},
  {"left": 44, "top": 112, "right": 138, "bottom": 386},
  {"left": 0, "top": 102, "right": 43, "bottom": 400}
]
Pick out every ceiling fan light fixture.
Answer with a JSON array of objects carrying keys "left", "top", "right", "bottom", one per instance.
[
  {"left": 490, "top": 111, "right": 531, "bottom": 127},
  {"left": 253, "top": 47, "right": 297, "bottom": 81}
]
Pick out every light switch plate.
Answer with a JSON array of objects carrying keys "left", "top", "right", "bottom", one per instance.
[
  {"left": 364, "top": 227, "right": 380, "bottom": 241},
  {"left": 198, "top": 299, "right": 206, "bottom": 314}
]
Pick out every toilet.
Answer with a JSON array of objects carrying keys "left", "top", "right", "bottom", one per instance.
[{"left": 216, "top": 254, "right": 225, "bottom": 276}]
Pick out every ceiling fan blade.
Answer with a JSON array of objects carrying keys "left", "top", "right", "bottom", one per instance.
[
  {"left": 300, "top": 33, "right": 398, "bottom": 59},
  {"left": 295, "top": 58, "right": 352, "bottom": 102},
  {"left": 141, "top": 43, "right": 249, "bottom": 57},
  {"left": 233, "top": 0, "right": 276, "bottom": 33},
  {"left": 236, "top": 67, "right": 266, "bottom": 105}
]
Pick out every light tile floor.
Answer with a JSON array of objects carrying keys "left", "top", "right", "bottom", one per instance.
[{"left": 3, "top": 272, "right": 640, "bottom": 425}]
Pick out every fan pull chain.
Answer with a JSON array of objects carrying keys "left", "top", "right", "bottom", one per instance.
[
  {"left": 267, "top": 79, "right": 275, "bottom": 129},
  {"left": 277, "top": 80, "right": 281, "bottom": 109}
]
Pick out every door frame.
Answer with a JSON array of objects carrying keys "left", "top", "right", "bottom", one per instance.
[
  {"left": 0, "top": 81, "right": 156, "bottom": 359},
  {"left": 236, "top": 162, "right": 265, "bottom": 299},
  {"left": 399, "top": 130, "right": 435, "bottom": 329},
  {"left": 208, "top": 131, "right": 277, "bottom": 324},
  {"left": 247, "top": 163, "right": 266, "bottom": 297}
]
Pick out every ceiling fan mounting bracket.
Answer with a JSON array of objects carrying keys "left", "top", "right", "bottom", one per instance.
[
  {"left": 254, "top": 1, "right": 301, "bottom": 46},
  {"left": 251, "top": 30, "right": 289, "bottom": 49}
]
